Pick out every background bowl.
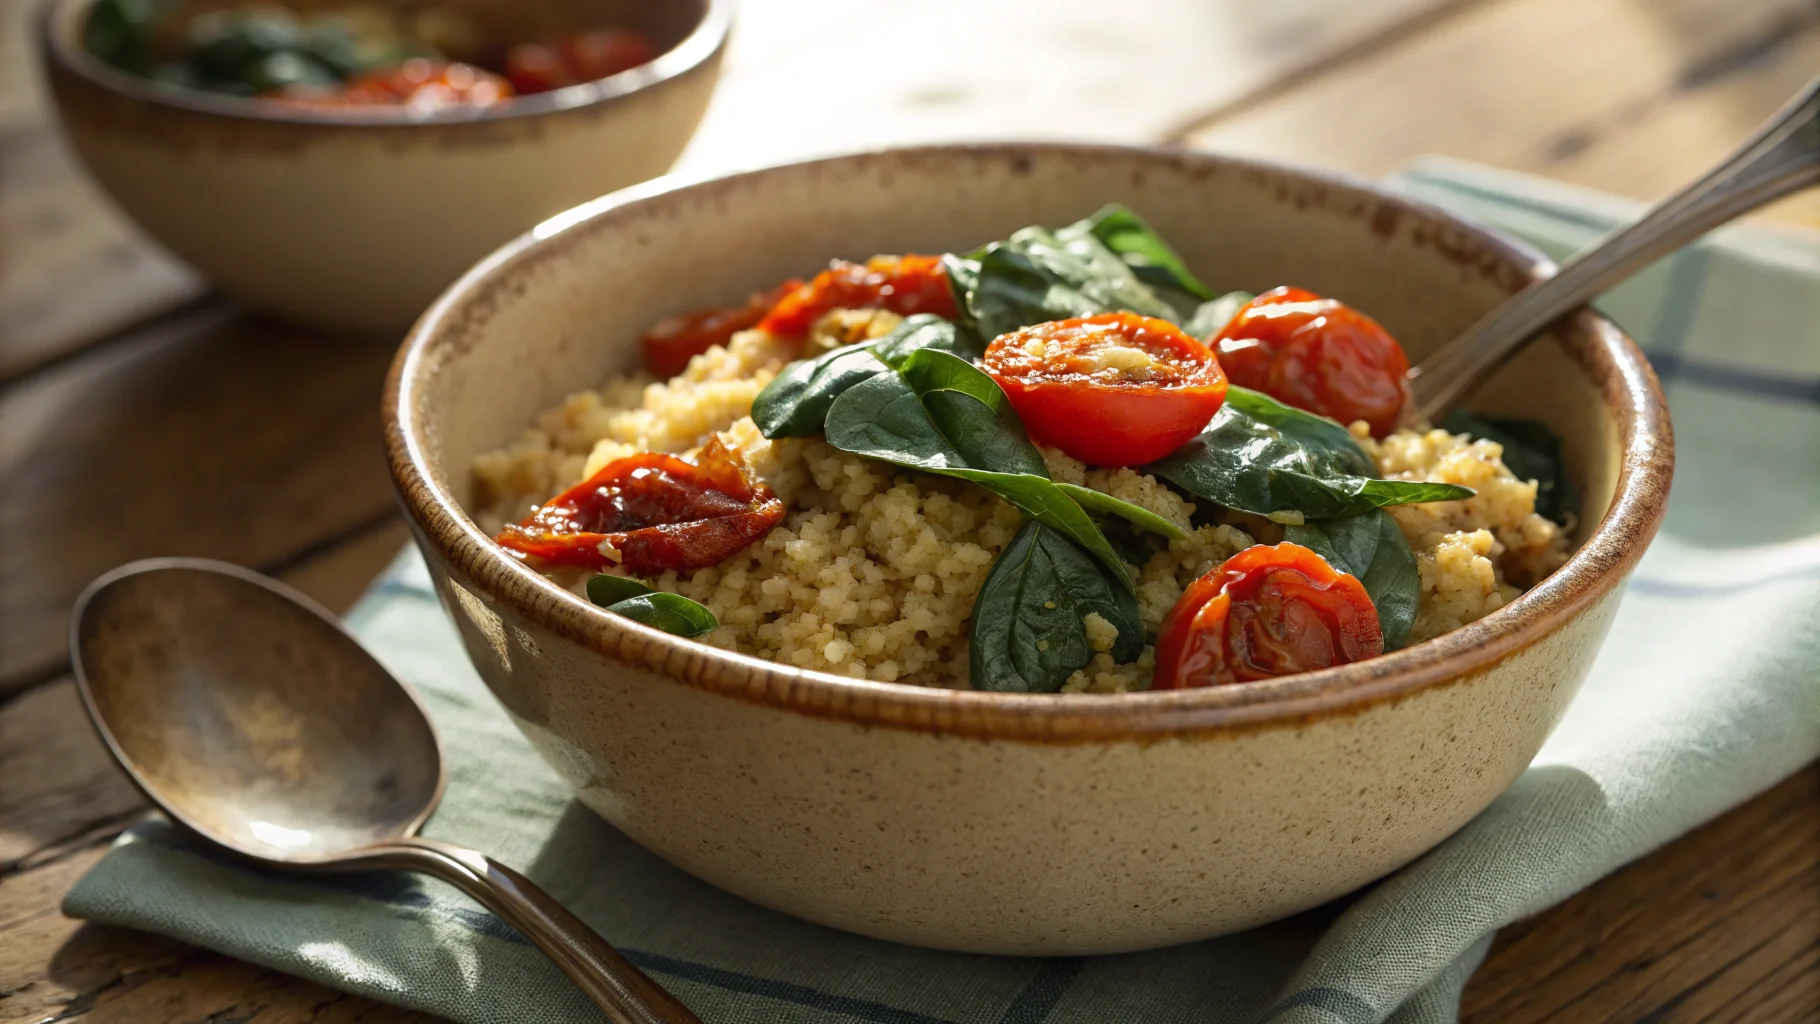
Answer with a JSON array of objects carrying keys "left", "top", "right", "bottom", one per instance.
[
  {"left": 385, "top": 145, "right": 1673, "bottom": 956},
  {"left": 37, "top": 0, "right": 730, "bottom": 334}
]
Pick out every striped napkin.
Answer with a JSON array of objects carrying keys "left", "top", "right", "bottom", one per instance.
[{"left": 64, "top": 159, "right": 1820, "bottom": 1024}]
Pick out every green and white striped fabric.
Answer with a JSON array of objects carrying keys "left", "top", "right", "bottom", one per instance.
[{"left": 65, "top": 160, "right": 1820, "bottom": 1024}]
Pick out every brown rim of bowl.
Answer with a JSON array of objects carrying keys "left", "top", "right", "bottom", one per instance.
[
  {"left": 385, "top": 143, "right": 1674, "bottom": 744},
  {"left": 36, "top": 0, "right": 732, "bottom": 128}
]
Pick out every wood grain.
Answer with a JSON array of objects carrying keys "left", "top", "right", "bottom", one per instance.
[
  {"left": 0, "top": 308, "right": 402, "bottom": 694},
  {"left": 1178, "top": 0, "right": 1820, "bottom": 230},
  {"left": 1463, "top": 766, "right": 1820, "bottom": 1022},
  {"left": 0, "top": 0, "right": 204, "bottom": 382}
]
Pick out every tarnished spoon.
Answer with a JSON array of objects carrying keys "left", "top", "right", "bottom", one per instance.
[
  {"left": 70, "top": 558, "right": 701, "bottom": 1024},
  {"left": 1409, "top": 73, "right": 1820, "bottom": 420}
]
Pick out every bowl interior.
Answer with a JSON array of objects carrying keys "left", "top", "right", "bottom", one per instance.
[{"left": 419, "top": 148, "right": 1621, "bottom": 540}]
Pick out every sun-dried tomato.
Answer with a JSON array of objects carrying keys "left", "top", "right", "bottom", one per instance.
[
  {"left": 1152, "top": 542, "right": 1382, "bottom": 688},
  {"left": 641, "top": 280, "right": 804, "bottom": 379},
  {"left": 757, "top": 255, "right": 956, "bottom": 337},
  {"left": 504, "top": 28, "right": 660, "bottom": 94},
  {"left": 496, "top": 438, "right": 783, "bottom": 574}
]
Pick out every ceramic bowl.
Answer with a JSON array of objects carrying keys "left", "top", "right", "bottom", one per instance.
[
  {"left": 384, "top": 145, "right": 1673, "bottom": 956},
  {"left": 36, "top": 0, "right": 729, "bottom": 334}
]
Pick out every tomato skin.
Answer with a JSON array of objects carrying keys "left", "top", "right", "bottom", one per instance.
[
  {"left": 980, "top": 313, "right": 1228, "bottom": 467},
  {"left": 505, "top": 28, "right": 661, "bottom": 94},
  {"left": 496, "top": 438, "right": 784, "bottom": 574},
  {"left": 641, "top": 280, "right": 803, "bottom": 379},
  {"left": 1151, "top": 542, "right": 1383, "bottom": 688},
  {"left": 1211, "top": 286, "right": 1411, "bottom": 436},
  {"left": 274, "top": 59, "right": 513, "bottom": 110},
  {"left": 757, "top": 255, "right": 956, "bottom": 337}
]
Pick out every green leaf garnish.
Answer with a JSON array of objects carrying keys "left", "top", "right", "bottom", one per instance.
[
  {"left": 968, "top": 521, "right": 1142, "bottom": 693},
  {"left": 585, "top": 576, "right": 718, "bottom": 638}
]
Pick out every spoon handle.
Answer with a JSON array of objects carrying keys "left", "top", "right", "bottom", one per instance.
[
  {"left": 350, "top": 837, "right": 702, "bottom": 1024},
  {"left": 1408, "top": 73, "right": 1820, "bottom": 421}
]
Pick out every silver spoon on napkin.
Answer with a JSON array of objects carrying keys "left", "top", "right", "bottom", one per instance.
[
  {"left": 1409, "top": 74, "right": 1820, "bottom": 420},
  {"left": 70, "top": 557, "right": 702, "bottom": 1024}
]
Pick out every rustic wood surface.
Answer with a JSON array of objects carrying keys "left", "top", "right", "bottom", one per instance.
[{"left": 2, "top": 0, "right": 1816, "bottom": 1020}]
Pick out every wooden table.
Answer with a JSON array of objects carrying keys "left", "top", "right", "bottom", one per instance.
[{"left": 3, "top": 0, "right": 1816, "bottom": 1020}]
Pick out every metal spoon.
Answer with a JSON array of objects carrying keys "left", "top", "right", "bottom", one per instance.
[
  {"left": 1409, "top": 73, "right": 1820, "bottom": 421},
  {"left": 69, "top": 557, "right": 702, "bottom": 1024}
]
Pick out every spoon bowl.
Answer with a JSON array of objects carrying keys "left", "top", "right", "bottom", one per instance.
[
  {"left": 72, "top": 559, "right": 444, "bottom": 864},
  {"left": 70, "top": 557, "right": 700, "bottom": 1024}
]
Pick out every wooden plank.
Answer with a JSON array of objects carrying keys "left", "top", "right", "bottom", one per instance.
[
  {"left": 0, "top": 309, "right": 404, "bottom": 694},
  {"left": 1177, "top": 0, "right": 1820, "bottom": 230},
  {"left": 0, "top": 0, "right": 205, "bottom": 381},
  {"left": 1462, "top": 766, "right": 1820, "bottom": 1022},
  {"left": 673, "top": 0, "right": 1472, "bottom": 173}
]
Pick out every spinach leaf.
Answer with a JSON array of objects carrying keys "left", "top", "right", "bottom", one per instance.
[
  {"left": 1441, "top": 410, "right": 1577, "bottom": 525},
  {"left": 1085, "top": 204, "right": 1216, "bottom": 301},
  {"left": 84, "top": 0, "right": 160, "bottom": 74},
  {"left": 968, "top": 521, "right": 1143, "bottom": 693},
  {"left": 752, "top": 314, "right": 975, "bottom": 439},
  {"left": 944, "top": 222, "right": 1177, "bottom": 340},
  {"left": 1055, "top": 482, "right": 1188, "bottom": 540},
  {"left": 825, "top": 369, "right": 1135, "bottom": 586},
  {"left": 1146, "top": 387, "right": 1475, "bottom": 518},
  {"left": 1183, "top": 290, "right": 1254, "bottom": 341},
  {"left": 585, "top": 575, "right": 718, "bottom": 638},
  {"left": 1285, "top": 510, "right": 1419, "bottom": 651}
]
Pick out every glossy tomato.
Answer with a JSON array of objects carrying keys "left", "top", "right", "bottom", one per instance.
[
  {"left": 1152, "top": 542, "right": 1382, "bottom": 688},
  {"left": 980, "top": 313, "right": 1227, "bottom": 467},
  {"left": 504, "top": 28, "right": 660, "bottom": 94},
  {"left": 757, "top": 255, "right": 956, "bottom": 337},
  {"left": 1211, "top": 286, "right": 1411, "bottom": 436},
  {"left": 495, "top": 438, "right": 784, "bottom": 574},
  {"left": 641, "top": 280, "right": 803, "bottom": 379},
  {"left": 275, "top": 59, "right": 513, "bottom": 110}
]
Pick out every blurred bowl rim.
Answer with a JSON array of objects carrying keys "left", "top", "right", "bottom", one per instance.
[
  {"left": 384, "top": 142, "right": 1675, "bottom": 742},
  {"left": 36, "top": 0, "right": 733, "bottom": 127}
]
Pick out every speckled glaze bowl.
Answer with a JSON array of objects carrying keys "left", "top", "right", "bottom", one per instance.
[
  {"left": 36, "top": 0, "right": 729, "bottom": 334},
  {"left": 385, "top": 145, "right": 1673, "bottom": 956}
]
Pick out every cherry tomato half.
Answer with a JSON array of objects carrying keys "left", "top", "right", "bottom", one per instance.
[
  {"left": 1211, "top": 286, "right": 1411, "bottom": 437},
  {"left": 757, "top": 255, "right": 956, "bottom": 337},
  {"left": 980, "top": 313, "right": 1227, "bottom": 467},
  {"left": 1152, "top": 542, "right": 1382, "bottom": 689},
  {"left": 274, "top": 59, "right": 513, "bottom": 110},
  {"left": 504, "top": 28, "right": 661, "bottom": 94},
  {"left": 641, "top": 280, "right": 803, "bottom": 379},
  {"left": 496, "top": 438, "right": 784, "bottom": 574}
]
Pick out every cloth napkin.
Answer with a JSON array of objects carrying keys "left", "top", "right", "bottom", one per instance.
[{"left": 64, "top": 159, "right": 1820, "bottom": 1024}]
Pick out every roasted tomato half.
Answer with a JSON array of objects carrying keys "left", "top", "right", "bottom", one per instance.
[
  {"left": 757, "top": 255, "right": 956, "bottom": 337},
  {"left": 1152, "top": 542, "right": 1382, "bottom": 688},
  {"left": 980, "top": 313, "right": 1227, "bottom": 467},
  {"left": 1210, "top": 286, "right": 1411, "bottom": 437},
  {"left": 641, "top": 280, "right": 803, "bottom": 379},
  {"left": 274, "top": 59, "right": 513, "bottom": 110},
  {"left": 495, "top": 438, "right": 784, "bottom": 574},
  {"left": 504, "top": 28, "right": 661, "bottom": 94}
]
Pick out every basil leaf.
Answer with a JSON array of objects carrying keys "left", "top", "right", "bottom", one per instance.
[
  {"left": 586, "top": 574, "right": 654, "bottom": 606},
  {"left": 1086, "top": 204, "right": 1215, "bottom": 301},
  {"left": 969, "top": 521, "right": 1143, "bottom": 693},
  {"left": 823, "top": 369, "right": 1134, "bottom": 587},
  {"left": 585, "top": 576, "right": 719, "bottom": 638},
  {"left": 606, "top": 593, "right": 719, "bottom": 638},
  {"left": 945, "top": 222, "right": 1177, "bottom": 340},
  {"left": 752, "top": 314, "right": 978, "bottom": 439},
  {"left": 1147, "top": 387, "right": 1476, "bottom": 518},
  {"left": 1055, "top": 482, "right": 1187, "bottom": 540},
  {"left": 1183, "top": 290, "right": 1254, "bottom": 341},
  {"left": 1441, "top": 410, "right": 1577, "bottom": 525},
  {"left": 1285, "top": 510, "right": 1419, "bottom": 651}
]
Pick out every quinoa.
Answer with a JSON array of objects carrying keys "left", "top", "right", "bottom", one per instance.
[{"left": 475, "top": 313, "right": 1571, "bottom": 690}]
